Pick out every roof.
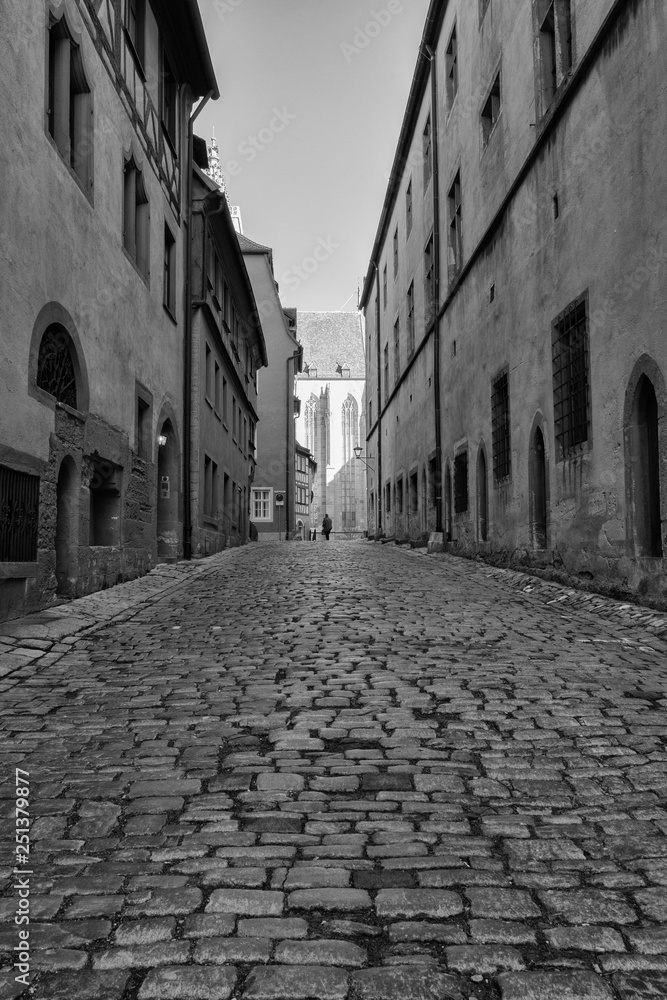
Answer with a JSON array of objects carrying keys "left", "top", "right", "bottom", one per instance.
[
  {"left": 237, "top": 234, "right": 273, "bottom": 255},
  {"left": 359, "top": 0, "right": 445, "bottom": 309},
  {"left": 296, "top": 312, "right": 365, "bottom": 379},
  {"left": 155, "top": 0, "right": 219, "bottom": 100}
]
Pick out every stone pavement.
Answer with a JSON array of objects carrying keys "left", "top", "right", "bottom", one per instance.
[{"left": 1, "top": 541, "right": 667, "bottom": 1000}]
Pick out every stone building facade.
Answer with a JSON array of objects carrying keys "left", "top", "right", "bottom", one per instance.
[
  {"left": 0, "top": 0, "right": 217, "bottom": 619},
  {"left": 238, "top": 237, "right": 304, "bottom": 541},
  {"left": 361, "top": 0, "right": 667, "bottom": 596},
  {"left": 189, "top": 166, "right": 267, "bottom": 557},
  {"left": 295, "top": 313, "right": 367, "bottom": 537}
]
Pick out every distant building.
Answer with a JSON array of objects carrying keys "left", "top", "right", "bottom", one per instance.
[
  {"left": 188, "top": 166, "right": 268, "bottom": 556},
  {"left": 238, "top": 236, "right": 303, "bottom": 540},
  {"left": 294, "top": 442, "right": 317, "bottom": 541},
  {"left": 295, "top": 313, "right": 367, "bottom": 537},
  {"left": 0, "top": 0, "right": 217, "bottom": 619},
  {"left": 361, "top": 0, "right": 667, "bottom": 595}
]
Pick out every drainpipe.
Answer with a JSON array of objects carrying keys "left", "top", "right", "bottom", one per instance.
[
  {"left": 425, "top": 44, "right": 443, "bottom": 534},
  {"left": 373, "top": 263, "right": 383, "bottom": 537},
  {"left": 183, "top": 90, "right": 213, "bottom": 561},
  {"left": 285, "top": 346, "right": 301, "bottom": 541}
]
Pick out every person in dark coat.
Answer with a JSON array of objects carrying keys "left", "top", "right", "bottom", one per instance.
[{"left": 322, "top": 514, "right": 332, "bottom": 540}]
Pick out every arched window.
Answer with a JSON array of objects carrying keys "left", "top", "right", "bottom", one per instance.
[
  {"left": 37, "top": 325, "right": 78, "bottom": 409},
  {"left": 341, "top": 394, "right": 359, "bottom": 464}
]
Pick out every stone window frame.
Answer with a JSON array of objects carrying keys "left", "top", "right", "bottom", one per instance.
[
  {"left": 252, "top": 487, "right": 273, "bottom": 522},
  {"left": 28, "top": 302, "right": 89, "bottom": 415}
]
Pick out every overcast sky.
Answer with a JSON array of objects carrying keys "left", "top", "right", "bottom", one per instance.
[{"left": 197, "top": 0, "right": 431, "bottom": 312}]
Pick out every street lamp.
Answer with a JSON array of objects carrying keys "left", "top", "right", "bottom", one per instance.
[{"left": 353, "top": 446, "right": 375, "bottom": 470}]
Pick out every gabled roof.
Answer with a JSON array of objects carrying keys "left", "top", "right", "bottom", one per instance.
[{"left": 296, "top": 312, "right": 365, "bottom": 379}]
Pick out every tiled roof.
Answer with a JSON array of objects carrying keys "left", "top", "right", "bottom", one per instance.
[
  {"left": 237, "top": 233, "right": 272, "bottom": 255},
  {"left": 296, "top": 312, "right": 365, "bottom": 379}
]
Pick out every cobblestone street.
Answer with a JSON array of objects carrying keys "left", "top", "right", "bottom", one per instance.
[{"left": 2, "top": 542, "right": 667, "bottom": 1000}]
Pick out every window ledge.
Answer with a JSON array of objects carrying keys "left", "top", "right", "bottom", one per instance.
[
  {"left": 203, "top": 515, "right": 219, "bottom": 527},
  {"left": 45, "top": 131, "right": 94, "bottom": 206},
  {"left": 0, "top": 562, "right": 38, "bottom": 579},
  {"left": 163, "top": 302, "right": 177, "bottom": 325},
  {"left": 205, "top": 397, "right": 213, "bottom": 409},
  {"left": 122, "top": 246, "right": 150, "bottom": 286}
]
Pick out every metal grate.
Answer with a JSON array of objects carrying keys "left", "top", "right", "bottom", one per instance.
[
  {"left": 37, "top": 326, "right": 77, "bottom": 408},
  {"left": 0, "top": 465, "right": 39, "bottom": 562},
  {"left": 552, "top": 297, "right": 589, "bottom": 457},
  {"left": 491, "top": 370, "right": 511, "bottom": 481},
  {"left": 454, "top": 450, "right": 468, "bottom": 513}
]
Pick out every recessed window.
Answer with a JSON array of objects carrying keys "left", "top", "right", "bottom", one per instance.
[
  {"left": 537, "top": 0, "right": 572, "bottom": 114},
  {"left": 161, "top": 51, "right": 177, "bottom": 145},
  {"left": 446, "top": 25, "right": 458, "bottom": 108},
  {"left": 89, "top": 458, "right": 121, "bottom": 546},
  {"left": 424, "top": 234, "right": 435, "bottom": 325},
  {"left": 123, "top": 156, "right": 149, "bottom": 276},
  {"left": 491, "top": 370, "right": 511, "bottom": 482},
  {"left": 396, "top": 478, "right": 404, "bottom": 515},
  {"left": 124, "top": 0, "right": 146, "bottom": 68},
  {"left": 454, "top": 450, "right": 469, "bottom": 513},
  {"left": 383, "top": 344, "right": 389, "bottom": 402},
  {"left": 47, "top": 15, "right": 92, "bottom": 191},
  {"left": 393, "top": 318, "right": 400, "bottom": 385},
  {"left": 214, "top": 361, "right": 221, "bottom": 413},
  {"left": 163, "top": 223, "right": 175, "bottom": 314},
  {"left": 481, "top": 73, "right": 501, "bottom": 147},
  {"left": 383, "top": 265, "right": 387, "bottom": 309},
  {"left": 448, "top": 171, "right": 462, "bottom": 277},
  {"left": 136, "top": 394, "right": 151, "bottom": 460},
  {"left": 393, "top": 227, "right": 399, "bottom": 279},
  {"left": 204, "top": 455, "right": 218, "bottom": 518},
  {"left": 222, "top": 377, "right": 228, "bottom": 425},
  {"left": 423, "top": 115, "right": 432, "bottom": 188},
  {"left": 480, "top": 0, "right": 491, "bottom": 22},
  {"left": 385, "top": 482, "right": 391, "bottom": 514},
  {"left": 407, "top": 281, "right": 415, "bottom": 357},
  {"left": 552, "top": 294, "right": 590, "bottom": 458},
  {"left": 406, "top": 179, "right": 413, "bottom": 236},
  {"left": 205, "top": 344, "right": 213, "bottom": 402}
]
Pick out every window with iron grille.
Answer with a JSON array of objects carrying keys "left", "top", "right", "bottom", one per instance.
[
  {"left": 37, "top": 325, "right": 78, "bottom": 408},
  {"left": 0, "top": 465, "right": 39, "bottom": 562},
  {"left": 407, "top": 282, "right": 415, "bottom": 357},
  {"left": 491, "top": 369, "right": 511, "bottom": 482},
  {"left": 423, "top": 115, "right": 432, "bottom": 188},
  {"left": 551, "top": 294, "right": 590, "bottom": 458},
  {"left": 454, "top": 450, "right": 468, "bottom": 513}
]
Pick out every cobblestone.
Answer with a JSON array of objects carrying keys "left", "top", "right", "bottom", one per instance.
[{"left": 2, "top": 541, "right": 667, "bottom": 999}]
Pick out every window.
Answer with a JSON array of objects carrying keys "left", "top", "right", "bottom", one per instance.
[
  {"left": 383, "top": 265, "right": 387, "bottom": 309},
  {"left": 454, "top": 450, "right": 469, "bottom": 513},
  {"left": 37, "top": 325, "right": 78, "bottom": 408},
  {"left": 537, "top": 0, "right": 572, "bottom": 114},
  {"left": 446, "top": 25, "right": 458, "bottom": 108},
  {"left": 232, "top": 395, "right": 237, "bottom": 439},
  {"left": 205, "top": 344, "right": 213, "bottom": 402},
  {"left": 409, "top": 472, "right": 418, "bottom": 515},
  {"left": 480, "top": 0, "right": 491, "bottom": 21},
  {"left": 406, "top": 179, "right": 413, "bottom": 236},
  {"left": 368, "top": 399, "right": 373, "bottom": 426},
  {"left": 204, "top": 455, "right": 218, "bottom": 518},
  {"left": 448, "top": 171, "right": 462, "bottom": 277},
  {"left": 161, "top": 51, "right": 177, "bottom": 145},
  {"left": 407, "top": 282, "right": 415, "bottom": 357},
  {"left": 89, "top": 458, "right": 121, "bottom": 546},
  {"left": 393, "top": 228, "right": 399, "bottom": 278},
  {"left": 243, "top": 417, "right": 247, "bottom": 456},
  {"left": 222, "top": 377, "right": 228, "bottom": 425},
  {"left": 481, "top": 73, "right": 501, "bottom": 147},
  {"left": 385, "top": 482, "right": 391, "bottom": 514},
  {"left": 423, "top": 115, "right": 432, "bottom": 188},
  {"left": 214, "top": 361, "right": 221, "bottom": 413},
  {"left": 396, "top": 478, "right": 404, "bottom": 514},
  {"left": 383, "top": 343, "right": 389, "bottom": 402},
  {"left": 552, "top": 294, "right": 590, "bottom": 458},
  {"left": 393, "top": 319, "right": 400, "bottom": 384},
  {"left": 136, "top": 394, "right": 151, "bottom": 460},
  {"left": 47, "top": 15, "right": 92, "bottom": 190},
  {"left": 123, "top": 157, "right": 149, "bottom": 276},
  {"left": 491, "top": 370, "right": 511, "bottom": 482},
  {"left": 424, "top": 234, "right": 435, "bottom": 325},
  {"left": 252, "top": 488, "right": 272, "bottom": 521},
  {"left": 163, "top": 224, "right": 175, "bottom": 313},
  {"left": 0, "top": 466, "right": 40, "bottom": 563},
  {"left": 124, "top": 0, "right": 146, "bottom": 67}
]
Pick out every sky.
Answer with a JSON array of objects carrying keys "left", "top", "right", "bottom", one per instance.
[{"left": 197, "top": 0, "right": 432, "bottom": 313}]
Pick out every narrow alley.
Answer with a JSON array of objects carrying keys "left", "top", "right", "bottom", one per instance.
[{"left": 1, "top": 543, "right": 667, "bottom": 1000}]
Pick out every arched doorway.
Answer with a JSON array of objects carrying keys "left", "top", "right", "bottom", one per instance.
[
  {"left": 157, "top": 419, "right": 179, "bottom": 561},
  {"left": 477, "top": 449, "right": 488, "bottom": 542},
  {"left": 444, "top": 463, "right": 452, "bottom": 541},
  {"left": 629, "top": 375, "right": 663, "bottom": 557},
  {"left": 55, "top": 456, "right": 78, "bottom": 594},
  {"left": 530, "top": 426, "right": 548, "bottom": 549}
]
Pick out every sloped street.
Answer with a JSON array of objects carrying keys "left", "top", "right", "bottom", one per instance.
[{"left": 1, "top": 542, "right": 667, "bottom": 1000}]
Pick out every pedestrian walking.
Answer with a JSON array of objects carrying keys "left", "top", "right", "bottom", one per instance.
[{"left": 322, "top": 513, "right": 332, "bottom": 541}]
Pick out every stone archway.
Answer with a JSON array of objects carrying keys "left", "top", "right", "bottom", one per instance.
[
  {"left": 157, "top": 418, "right": 180, "bottom": 561},
  {"left": 477, "top": 447, "right": 488, "bottom": 542},
  {"left": 55, "top": 456, "right": 78, "bottom": 594},
  {"left": 530, "top": 425, "right": 548, "bottom": 550}
]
